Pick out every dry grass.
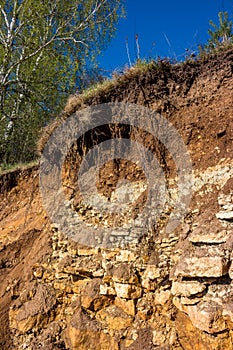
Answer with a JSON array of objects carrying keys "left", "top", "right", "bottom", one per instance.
[{"left": 63, "top": 59, "right": 160, "bottom": 118}]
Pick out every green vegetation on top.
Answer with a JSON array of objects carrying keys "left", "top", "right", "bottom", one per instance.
[
  {"left": 0, "top": 159, "right": 38, "bottom": 176},
  {"left": 205, "top": 11, "right": 233, "bottom": 51}
]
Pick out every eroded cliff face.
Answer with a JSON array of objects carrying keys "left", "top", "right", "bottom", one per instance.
[{"left": 0, "top": 49, "right": 233, "bottom": 349}]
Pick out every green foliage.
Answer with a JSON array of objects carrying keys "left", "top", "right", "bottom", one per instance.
[
  {"left": 205, "top": 11, "right": 233, "bottom": 51},
  {"left": 0, "top": 0, "right": 124, "bottom": 164}
]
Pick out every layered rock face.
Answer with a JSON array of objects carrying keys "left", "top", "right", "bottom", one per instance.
[
  {"left": 0, "top": 49, "right": 233, "bottom": 349},
  {"left": 171, "top": 192, "right": 233, "bottom": 334}
]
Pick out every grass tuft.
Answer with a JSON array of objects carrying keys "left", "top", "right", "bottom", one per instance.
[{"left": 0, "top": 160, "right": 39, "bottom": 176}]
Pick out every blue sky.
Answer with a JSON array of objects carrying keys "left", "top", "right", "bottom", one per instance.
[{"left": 98, "top": 0, "right": 233, "bottom": 73}]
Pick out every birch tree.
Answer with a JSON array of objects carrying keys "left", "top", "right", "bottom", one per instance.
[{"left": 0, "top": 0, "right": 124, "bottom": 164}]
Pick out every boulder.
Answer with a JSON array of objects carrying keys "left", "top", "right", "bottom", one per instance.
[{"left": 171, "top": 246, "right": 230, "bottom": 278}]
